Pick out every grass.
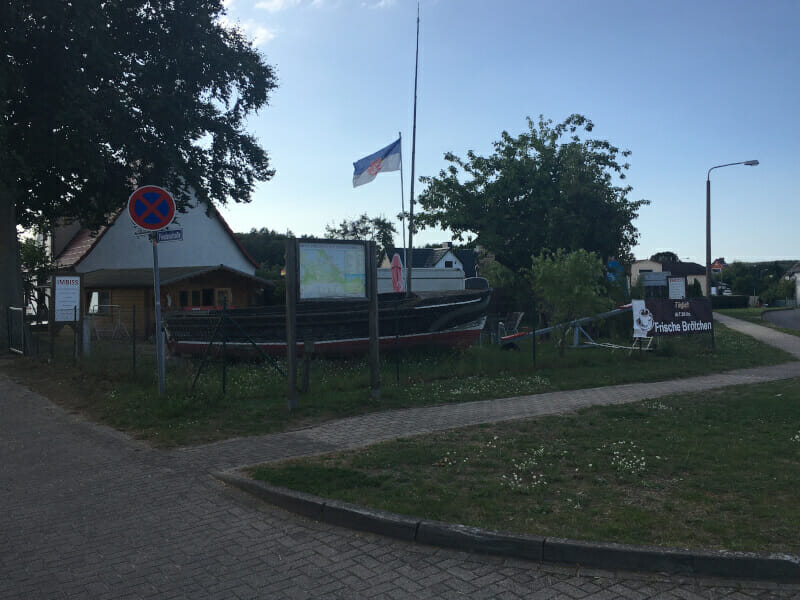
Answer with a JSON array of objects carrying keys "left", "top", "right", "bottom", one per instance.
[
  {"left": 249, "top": 378, "right": 800, "bottom": 555},
  {"left": 2, "top": 322, "right": 794, "bottom": 447},
  {"left": 716, "top": 307, "right": 800, "bottom": 337}
]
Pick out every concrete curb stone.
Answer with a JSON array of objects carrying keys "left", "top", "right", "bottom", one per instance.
[{"left": 213, "top": 471, "right": 800, "bottom": 583}]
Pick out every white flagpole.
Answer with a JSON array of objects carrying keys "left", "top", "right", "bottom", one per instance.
[
  {"left": 398, "top": 131, "right": 407, "bottom": 273},
  {"left": 406, "top": 2, "right": 419, "bottom": 295}
]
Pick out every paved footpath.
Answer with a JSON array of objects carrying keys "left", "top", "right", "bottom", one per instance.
[{"left": 2, "top": 316, "right": 800, "bottom": 599}]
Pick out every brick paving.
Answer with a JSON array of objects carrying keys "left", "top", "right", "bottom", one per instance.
[{"left": 2, "top": 315, "right": 800, "bottom": 598}]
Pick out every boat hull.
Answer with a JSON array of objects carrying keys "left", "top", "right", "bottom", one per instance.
[{"left": 164, "top": 289, "right": 491, "bottom": 357}]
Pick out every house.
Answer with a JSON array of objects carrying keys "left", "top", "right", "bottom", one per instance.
[
  {"left": 785, "top": 262, "right": 800, "bottom": 302},
  {"left": 52, "top": 198, "right": 270, "bottom": 338},
  {"left": 629, "top": 259, "right": 707, "bottom": 296},
  {"left": 381, "top": 243, "right": 478, "bottom": 277},
  {"left": 711, "top": 257, "right": 727, "bottom": 274}
]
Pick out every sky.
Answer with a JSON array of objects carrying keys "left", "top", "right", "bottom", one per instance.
[{"left": 217, "top": 0, "right": 800, "bottom": 264}]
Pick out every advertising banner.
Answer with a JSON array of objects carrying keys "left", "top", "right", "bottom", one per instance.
[{"left": 632, "top": 298, "right": 712, "bottom": 338}]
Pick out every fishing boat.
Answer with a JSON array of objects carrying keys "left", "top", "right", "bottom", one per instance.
[{"left": 163, "top": 288, "right": 491, "bottom": 357}]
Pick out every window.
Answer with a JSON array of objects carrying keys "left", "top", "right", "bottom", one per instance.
[
  {"left": 89, "top": 291, "right": 111, "bottom": 315},
  {"left": 179, "top": 290, "right": 189, "bottom": 307},
  {"left": 444, "top": 260, "right": 454, "bottom": 268},
  {"left": 216, "top": 288, "right": 232, "bottom": 307},
  {"left": 191, "top": 290, "right": 202, "bottom": 306},
  {"left": 202, "top": 288, "right": 214, "bottom": 306}
]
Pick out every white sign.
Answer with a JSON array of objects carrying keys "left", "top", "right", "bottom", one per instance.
[
  {"left": 632, "top": 299, "right": 653, "bottom": 338},
  {"left": 668, "top": 277, "right": 686, "bottom": 300},
  {"left": 55, "top": 276, "right": 81, "bottom": 322},
  {"left": 298, "top": 242, "right": 367, "bottom": 300}
]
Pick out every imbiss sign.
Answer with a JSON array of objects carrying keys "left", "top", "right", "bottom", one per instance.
[{"left": 632, "top": 298, "right": 713, "bottom": 338}]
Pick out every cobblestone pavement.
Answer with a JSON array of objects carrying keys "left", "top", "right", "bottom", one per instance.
[{"left": 2, "top": 316, "right": 800, "bottom": 599}]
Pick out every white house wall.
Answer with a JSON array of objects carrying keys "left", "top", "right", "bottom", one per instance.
[{"left": 75, "top": 201, "right": 254, "bottom": 275}]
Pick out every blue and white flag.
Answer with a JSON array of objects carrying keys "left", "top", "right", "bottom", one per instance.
[{"left": 353, "top": 138, "right": 402, "bottom": 187}]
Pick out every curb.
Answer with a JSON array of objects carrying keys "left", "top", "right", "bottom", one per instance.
[{"left": 212, "top": 471, "right": 800, "bottom": 583}]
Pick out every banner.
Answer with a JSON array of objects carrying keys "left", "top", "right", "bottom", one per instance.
[{"left": 632, "top": 298, "right": 712, "bottom": 338}]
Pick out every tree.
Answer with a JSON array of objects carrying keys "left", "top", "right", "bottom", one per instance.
[
  {"left": 1, "top": 0, "right": 277, "bottom": 350},
  {"left": 324, "top": 213, "right": 398, "bottom": 262},
  {"left": 649, "top": 251, "right": 680, "bottom": 263},
  {"left": 416, "top": 115, "right": 648, "bottom": 274},
  {"left": 529, "top": 249, "right": 612, "bottom": 355}
]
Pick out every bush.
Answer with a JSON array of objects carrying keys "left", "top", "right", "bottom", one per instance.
[{"left": 711, "top": 295, "right": 748, "bottom": 309}]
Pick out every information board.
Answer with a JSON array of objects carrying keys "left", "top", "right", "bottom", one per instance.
[
  {"left": 298, "top": 242, "right": 367, "bottom": 300},
  {"left": 55, "top": 276, "right": 81, "bottom": 322},
  {"left": 632, "top": 298, "right": 712, "bottom": 338}
]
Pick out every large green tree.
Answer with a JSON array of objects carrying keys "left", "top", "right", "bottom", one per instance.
[
  {"left": 415, "top": 115, "right": 648, "bottom": 274},
  {"left": 1, "top": 0, "right": 277, "bottom": 350}
]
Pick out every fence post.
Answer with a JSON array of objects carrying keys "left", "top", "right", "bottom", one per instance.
[{"left": 132, "top": 305, "right": 136, "bottom": 376}]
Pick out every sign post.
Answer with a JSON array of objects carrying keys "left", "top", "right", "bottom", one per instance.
[{"left": 128, "top": 185, "right": 176, "bottom": 396}]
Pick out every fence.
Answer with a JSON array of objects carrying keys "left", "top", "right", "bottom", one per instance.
[{"left": 7, "top": 307, "right": 24, "bottom": 354}]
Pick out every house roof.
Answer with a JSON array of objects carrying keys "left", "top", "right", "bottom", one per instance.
[
  {"left": 82, "top": 265, "right": 269, "bottom": 289},
  {"left": 661, "top": 261, "right": 705, "bottom": 276},
  {"left": 55, "top": 204, "right": 257, "bottom": 269},
  {"left": 785, "top": 262, "right": 800, "bottom": 276}
]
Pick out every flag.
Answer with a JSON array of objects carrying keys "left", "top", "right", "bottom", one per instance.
[{"left": 353, "top": 138, "right": 401, "bottom": 187}]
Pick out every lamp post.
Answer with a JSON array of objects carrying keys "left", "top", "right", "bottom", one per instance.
[
  {"left": 706, "top": 160, "right": 759, "bottom": 299},
  {"left": 705, "top": 160, "right": 758, "bottom": 348}
]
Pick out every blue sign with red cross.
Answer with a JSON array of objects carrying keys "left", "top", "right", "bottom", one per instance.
[{"left": 128, "top": 185, "right": 176, "bottom": 231}]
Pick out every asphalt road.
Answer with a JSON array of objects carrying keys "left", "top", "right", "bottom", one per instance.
[{"left": 763, "top": 308, "right": 800, "bottom": 330}]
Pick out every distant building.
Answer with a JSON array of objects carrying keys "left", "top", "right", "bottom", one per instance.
[
  {"left": 711, "top": 258, "right": 728, "bottom": 274},
  {"left": 381, "top": 244, "right": 478, "bottom": 277},
  {"left": 785, "top": 262, "right": 800, "bottom": 302},
  {"left": 630, "top": 259, "right": 707, "bottom": 296}
]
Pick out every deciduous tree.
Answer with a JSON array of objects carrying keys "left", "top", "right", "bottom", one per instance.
[
  {"left": 1, "top": 0, "right": 277, "bottom": 350},
  {"left": 416, "top": 115, "right": 648, "bottom": 275}
]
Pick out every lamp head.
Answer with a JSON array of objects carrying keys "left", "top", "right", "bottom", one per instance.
[{"left": 744, "top": 160, "right": 759, "bottom": 166}]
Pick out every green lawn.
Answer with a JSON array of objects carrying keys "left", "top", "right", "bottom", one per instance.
[
  {"left": 4, "top": 322, "right": 794, "bottom": 447},
  {"left": 250, "top": 378, "right": 800, "bottom": 555}
]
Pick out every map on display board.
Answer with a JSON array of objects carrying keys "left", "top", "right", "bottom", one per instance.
[{"left": 299, "top": 242, "right": 367, "bottom": 300}]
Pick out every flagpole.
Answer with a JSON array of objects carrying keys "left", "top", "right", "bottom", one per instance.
[
  {"left": 406, "top": 2, "right": 419, "bottom": 295},
  {"left": 398, "top": 131, "right": 407, "bottom": 274}
]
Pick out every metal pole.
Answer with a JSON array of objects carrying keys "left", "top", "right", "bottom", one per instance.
[
  {"left": 152, "top": 235, "right": 166, "bottom": 395},
  {"left": 398, "top": 131, "right": 407, "bottom": 272},
  {"left": 222, "top": 297, "right": 227, "bottom": 396},
  {"left": 285, "top": 238, "right": 298, "bottom": 411},
  {"left": 368, "top": 241, "right": 381, "bottom": 399},
  {"left": 406, "top": 3, "right": 420, "bottom": 295},
  {"left": 132, "top": 304, "right": 136, "bottom": 376},
  {"left": 706, "top": 177, "right": 715, "bottom": 349}
]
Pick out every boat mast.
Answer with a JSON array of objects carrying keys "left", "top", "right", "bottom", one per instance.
[{"left": 406, "top": 2, "right": 419, "bottom": 295}]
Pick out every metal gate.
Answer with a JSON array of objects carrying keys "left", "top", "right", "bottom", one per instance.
[{"left": 7, "top": 307, "right": 24, "bottom": 354}]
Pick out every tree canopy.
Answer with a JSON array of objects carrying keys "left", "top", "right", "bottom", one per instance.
[
  {"left": 1, "top": 0, "right": 277, "bottom": 349},
  {"left": 324, "top": 213, "right": 398, "bottom": 262},
  {"left": 415, "top": 115, "right": 649, "bottom": 274},
  {"left": 649, "top": 251, "right": 680, "bottom": 263}
]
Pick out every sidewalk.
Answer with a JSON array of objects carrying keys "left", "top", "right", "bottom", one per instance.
[{"left": 2, "top": 315, "right": 800, "bottom": 598}]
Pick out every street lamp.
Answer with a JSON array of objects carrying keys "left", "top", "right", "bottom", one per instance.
[{"left": 706, "top": 160, "right": 759, "bottom": 300}]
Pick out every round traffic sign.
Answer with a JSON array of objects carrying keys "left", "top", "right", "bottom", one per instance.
[{"left": 128, "top": 185, "right": 176, "bottom": 231}]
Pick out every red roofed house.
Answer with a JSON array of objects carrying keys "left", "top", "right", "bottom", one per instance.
[{"left": 52, "top": 197, "right": 269, "bottom": 339}]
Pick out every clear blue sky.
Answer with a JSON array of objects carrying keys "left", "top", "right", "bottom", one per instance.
[{"left": 219, "top": 0, "right": 800, "bottom": 264}]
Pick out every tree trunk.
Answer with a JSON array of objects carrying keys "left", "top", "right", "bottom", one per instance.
[{"left": 0, "top": 197, "right": 24, "bottom": 353}]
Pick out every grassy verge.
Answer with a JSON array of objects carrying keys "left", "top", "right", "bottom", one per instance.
[
  {"left": 2, "top": 323, "right": 794, "bottom": 447},
  {"left": 716, "top": 307, "right": 800, "bottom": 337},
  {"left": 249, "top": 378, "right": 800, "bottom": 554}
]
